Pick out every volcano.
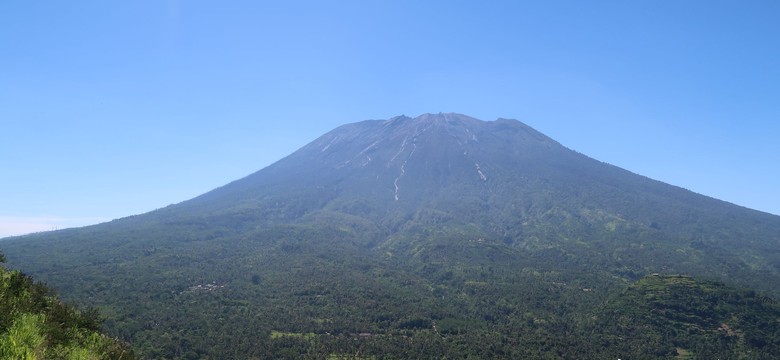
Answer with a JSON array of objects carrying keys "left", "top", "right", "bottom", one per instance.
[{"left": 3, "top": 113, "right": 779, "bottom": 358}]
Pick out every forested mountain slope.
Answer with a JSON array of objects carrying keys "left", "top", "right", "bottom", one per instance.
[
  {"left": 590, "top": 274, "right": 780, "bottom": 359},
  {"left": 2, "top": 113, "right": 779, "bottom": 358}
]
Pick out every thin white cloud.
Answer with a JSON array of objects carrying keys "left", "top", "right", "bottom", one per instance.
[{"left": 0, "top": 216, "right": 108, "bottom": 239}]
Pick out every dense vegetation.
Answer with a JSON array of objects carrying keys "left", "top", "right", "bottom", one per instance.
[
  {"left": 2, "top": 114, "right": 779, "bottom": 358},
  {"left": 0, "top": 252, "right": 135, "bottom": 359},
  {"left": 5, "top": 224, "right": 779, "bottom": 359},
  {"left": 591, "top": 275, "right": 780, "bottom": 359}
]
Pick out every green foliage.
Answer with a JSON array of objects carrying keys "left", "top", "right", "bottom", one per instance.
[
  {"left": 0, "top": 263, "right": 135, "bottom": 359},
  {"left": 591, "top": 275, "right": 780, "bottom": 359},
  {"left": 0, "top": 313, "right": 46, "bottom": 360},
  {"left": 3, "top": 219, "right": 780, "bottom": 358}
]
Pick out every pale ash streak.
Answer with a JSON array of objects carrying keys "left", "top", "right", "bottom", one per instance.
[
  {"left": 394, "top": 143, "right": 417, "bottom": 201},
  {"left": 320, "top": 136, "right": 338, "bottom": 152},
  {"left": 465, "top": 128, "right": 478, "bottom": 142},
  {"left": 388, "top": 136, "right": 408, "bottom": 165},
  {"left": 359, "top": 140, "right": 380, "bottom": 155},
  {"left": 475, "top": 163, "right": 487, "bottom": 181},
  {"left": 343, "top": 140, "right": 380, "bottom": 166}
]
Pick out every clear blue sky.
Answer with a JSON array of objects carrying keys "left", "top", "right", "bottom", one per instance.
[{"left": 2, "top": 1, "right": 779, "bottom": 237}]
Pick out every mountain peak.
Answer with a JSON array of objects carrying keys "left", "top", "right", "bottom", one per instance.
[
  {"left": 186, "top": 113, "right": 563, "bottom": 211},
  {"left": 413, "top": 112, "right": 480, "bottom": 122},
  {"left": 380, "top": 112, "right": 476, "bottom": 128},
  {"left": 304, "top": 113, "right": 559, "bottom": 175},
  {"left": 384, "top": 113, "right": 486, "bottom": 128},
  {"left": 382, "top": 113, "right": 557, "bottom": 145}
]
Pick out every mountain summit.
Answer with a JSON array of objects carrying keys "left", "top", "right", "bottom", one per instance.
[
  {"left": 3, "top": 113, "right": 779, "bottom": 358},
  {"left": 190, "top": 113, "right": 557, "bottom": 206},
  {"left": 183, "top": 113, "right": 561, "bottom": 218}
]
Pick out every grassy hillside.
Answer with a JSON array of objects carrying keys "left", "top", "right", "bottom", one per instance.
[{"left": 0, "top": 252, "right": 135, "bottom": 360}]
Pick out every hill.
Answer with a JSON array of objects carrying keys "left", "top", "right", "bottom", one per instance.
[
  {"left": 2, "top": 113, "right": 779, "bottom": 358},
  {"left": 0, "top": 252, "right": 135, "bottom": 359}
]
